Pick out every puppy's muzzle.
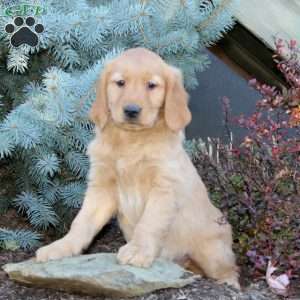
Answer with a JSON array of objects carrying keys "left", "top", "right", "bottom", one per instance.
[{"left": 123, "top": 104, "right": 142, "bottom": 120}]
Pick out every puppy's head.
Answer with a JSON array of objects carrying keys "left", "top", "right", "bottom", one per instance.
[{"left": 90, "top": 48, "right": 191, "bottom": 132}]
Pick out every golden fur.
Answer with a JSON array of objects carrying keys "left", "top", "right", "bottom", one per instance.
[{"left": 36, "top": 48, "right": 240, "bottom": 289}]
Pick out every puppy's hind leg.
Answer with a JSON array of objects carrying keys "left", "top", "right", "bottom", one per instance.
[{"left": 190, "top": 237, "right": 240, "bottom": 290}]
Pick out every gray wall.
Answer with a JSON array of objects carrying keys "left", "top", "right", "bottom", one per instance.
[{"left": 186, "top": 51, "right": 260, "bottom": 143}]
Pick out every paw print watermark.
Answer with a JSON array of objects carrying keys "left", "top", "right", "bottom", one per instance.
[
  {"left": 1, "top": 3, "right": 45, "bottom": 48},
  {"left": 5, "top": 16, "right": 44, "bottom": 47}
]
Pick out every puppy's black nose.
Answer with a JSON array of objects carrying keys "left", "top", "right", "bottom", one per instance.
[{"left": 123, "top": 104, "right": 141, "bottom": 119}]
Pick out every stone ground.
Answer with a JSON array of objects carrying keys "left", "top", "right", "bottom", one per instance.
[{"left": 1, "top": 221, "right": 297, "bottom": 300}]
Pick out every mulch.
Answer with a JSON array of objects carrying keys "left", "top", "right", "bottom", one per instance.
[{"left": 0, "top": 220, "right": 297, "bottom": 300}]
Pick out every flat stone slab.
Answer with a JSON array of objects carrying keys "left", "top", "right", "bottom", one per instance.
[{"left": 2, "top": 253, "right": 197, "bottom": 297}]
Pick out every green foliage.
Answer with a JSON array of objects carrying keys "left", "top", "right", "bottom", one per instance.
[
  {"left": 0, "top": 228, "right": 41, "bottom": 250},
  {"left": 0, "top": 0, "right": 238, "bottom": 246},
  {"left": 14, "top": 192, "right": 59, "bottom": 229}
]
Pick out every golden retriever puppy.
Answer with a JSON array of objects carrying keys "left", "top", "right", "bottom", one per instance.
[{"left": 36, "top": 48, "right": 240, "bottom": 289}]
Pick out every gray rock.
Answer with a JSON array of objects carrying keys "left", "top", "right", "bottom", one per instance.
[{"left": 2, "top": 253, "right": 198, "bottom": 298}]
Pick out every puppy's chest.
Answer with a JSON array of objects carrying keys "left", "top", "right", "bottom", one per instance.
[{"left": 115, "top": 157, "right": 150, "bottom": 225}]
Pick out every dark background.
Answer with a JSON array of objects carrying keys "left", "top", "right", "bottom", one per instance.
[{"left": 186, "top": 50, "right": 260, "bottom": 142}]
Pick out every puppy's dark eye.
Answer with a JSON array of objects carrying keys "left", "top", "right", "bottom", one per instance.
[
  {"left": 147, "top": 81, "right": 157, "bottom": 89},
  {"left": 116, "top": 80, "right": 125, "bottom": 87}
]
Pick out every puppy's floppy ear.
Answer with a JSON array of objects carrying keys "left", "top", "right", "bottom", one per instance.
[
  {"left": 164, "top": 66, "right": 191, "bottom": 132},
  {"left": 89, "top": 67, "right": 109, "bottom": 129}
]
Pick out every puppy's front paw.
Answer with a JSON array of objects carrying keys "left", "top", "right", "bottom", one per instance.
[
  {"left": 117, "top": 242, "right": 156, "bottom": 268},
  {"left": 36, "top": 238, "right": 79, "bottom": 262}
]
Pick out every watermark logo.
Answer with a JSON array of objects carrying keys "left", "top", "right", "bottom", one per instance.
[
  {"left": 3, "top": 3, "right": 46, "bottom": 17},
  {"left": 2, "top": 3, "right": 46, "bottom": 47}
]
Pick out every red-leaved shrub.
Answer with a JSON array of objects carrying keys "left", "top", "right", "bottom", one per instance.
[{"left": 193, "top": 39, "right": 300, "bottom": 290}]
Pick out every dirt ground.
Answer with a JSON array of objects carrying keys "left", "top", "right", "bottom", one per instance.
[{"left": 1, "top": 219, "right": 298, "bottom": 300}]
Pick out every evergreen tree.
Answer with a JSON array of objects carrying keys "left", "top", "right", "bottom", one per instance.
[{"left": 0, "top": 0, "right": 238, "bottom": 249}]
